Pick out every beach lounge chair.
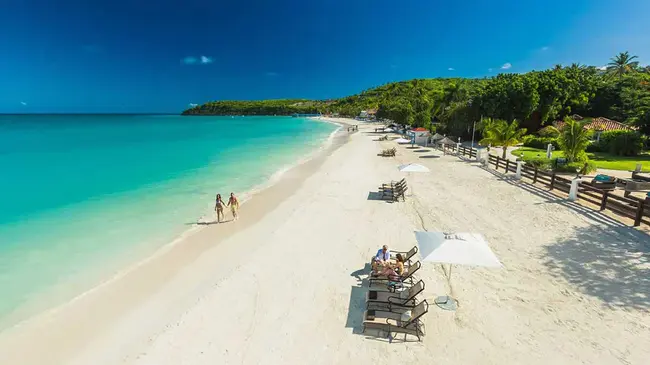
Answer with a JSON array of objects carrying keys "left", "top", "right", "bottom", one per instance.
[
  {"left": 369, "top": 261, "right": 421, "bottom": 287},
  {"left": 381, "top": 186, "right": 407, "bottom": 201},
  {"left": 380, "top": 178, "right": 406, "bottom": 190},
  {"left": 366, "top": 280, "right": 424, "bottom": 310},
  {"left": 391, "top": 246, "right": 418, "bottom": 264},
  {"left": 363, "top": 300, "right": 428, "bottom": 342},
  {"left": 379, "top": 147, "right": 396, "bottom": 157},
  {"left": 589, "top": 175, "right": 617, "bottom": 191}
]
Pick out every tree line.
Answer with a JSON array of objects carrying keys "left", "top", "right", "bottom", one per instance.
[{"left": 183, "top": 52, "right": 650, "bottom": 137}]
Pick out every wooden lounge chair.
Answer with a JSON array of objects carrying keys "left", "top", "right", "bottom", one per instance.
[
  {"left": 369, "top": 261, "right": 421, "bottom": 287},
  {"left": 391, "top": 246, "right": 418, "bottom": 264},
  {"left": 363, "top": 300, "right": 429, "bottom": 342},
  {"left": 366, "top": 280, "right": 425, "bottom": 310}
]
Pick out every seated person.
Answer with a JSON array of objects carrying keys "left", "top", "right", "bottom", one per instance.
[
  {"left": 371, "top": 245, "right": 391, "bottom": 272},
  {"left": 374, "top": 254, "right": 405, "bottom": 280}
]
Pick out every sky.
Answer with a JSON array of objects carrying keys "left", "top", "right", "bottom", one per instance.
[{"left": 1, "top": 0, "right": 650, "bottom": 113}]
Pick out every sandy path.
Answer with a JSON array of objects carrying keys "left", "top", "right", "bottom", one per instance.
[{"left": 114, "top": 124, "right": 650, "bottom": 365}]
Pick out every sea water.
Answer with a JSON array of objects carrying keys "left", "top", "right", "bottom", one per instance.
[{"left": 0, "top": 114, "right": 337, "bottom": 327}]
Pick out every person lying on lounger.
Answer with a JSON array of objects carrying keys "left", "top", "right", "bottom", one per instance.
[{"left": 373, "top": 254, "right": 405, "bottom": 280}]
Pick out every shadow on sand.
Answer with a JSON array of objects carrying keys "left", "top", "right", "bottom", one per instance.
[
  {"left": 367, "top": 191, "right": 397, "bottom": 203},
  {"left": 418, "top": 155, "right": 440, "bottom": 159},
  {"left": 346, "top": 264, "right": 371, "bottom": 334},
  {"left": 544, "top": 224, "right": 650, "bottom": 311},
  {"left": 472, "top": 164, "right": 650, "bottom": 310}
]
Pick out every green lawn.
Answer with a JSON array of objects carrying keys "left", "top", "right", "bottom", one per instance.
[{"left": 511, "top": 147, "right": 650, "bottom": 171}]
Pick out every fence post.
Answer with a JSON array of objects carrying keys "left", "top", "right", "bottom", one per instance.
[
  {"left": 476, "top": 148, "right": 481, "bottom": 162},
  {"left": 456, "top": 143, "right": 461, "bottom": 156},
  {"left": 634, "top": 201, "right": 644, "bottom": 227},
  {"left": 533, "top": 166, "right": 538, "bottom": 184},
  {"left": 516, "top": 161, "right": 522, "bottom": 180},
  {"left": 569, "top": 178, "right": 580, "bottom": 201},
  {"left": 600, "top": 192, "right": 608, "bottom": 211},
  {"left": 550, "top": 172, "right": 556, "bottom": 190},
  {"left": 495, "top": 156, "right": 500, "bottom": 171},
  {"left": 505, "top": 159, "right": 510, "bottom": 174}
]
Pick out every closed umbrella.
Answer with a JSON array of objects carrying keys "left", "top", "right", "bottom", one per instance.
[
  {"left": 394, "top": 138, "right": 411, "bottom": 144},
  {"left": 414, "top": 231, "right": 502, "bottom": 310}
]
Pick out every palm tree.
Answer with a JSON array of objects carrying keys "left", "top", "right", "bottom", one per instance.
[
  {"left": 479, "top": 118, "right": 527, "bottom": 159},
  {"left": 606, "top": 51, "right": 639, "bottom": 77},
  {"left": 557, "top": 117, "right": 593, "bottom": 163}
]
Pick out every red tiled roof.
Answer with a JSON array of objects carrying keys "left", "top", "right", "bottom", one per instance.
[
  {"left": 554, "top": 117, "right": 636, "bottom": 132},
  {"left": 412, "top": 127, "right": 427, "bottom": 132}
]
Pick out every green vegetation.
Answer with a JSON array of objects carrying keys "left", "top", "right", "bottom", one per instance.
[
  {"left": 183, "top": 52, "right": 650, "bottom": 138},
  {"left": 557, "top": 118, "right": 593, "bottom": 162},
  {"left": 587, "top": 130, "right": 645, "bottom": 156},
  {"left": 512, "top": 147, "right": 650, "bottom": 171},
  {"left": 479, "top": 118, "right": 527, "bottom": 159},
  {"left": 182, "top": 99, "right": 325, "bottom": 116}
]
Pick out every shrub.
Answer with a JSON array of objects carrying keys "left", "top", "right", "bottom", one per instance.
[
  {"left": 586, "top": 141, "right": 604, "bottom": 153},
  {"left": 522, "top": 156, "right": 553, "bottom": 170},
  {"left": 537, "top": 125, "right": 560, "bottom": 138},
  {"left": 523, "top": 136, "right": 559, "bottom": 150},
  {"left": 554, "top": 161, "right": 597, "bottom": 175},
  {"left": 597, "top": 130, "right": 643, "bottom": 156}
]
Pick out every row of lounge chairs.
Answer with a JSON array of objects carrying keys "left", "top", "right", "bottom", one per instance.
[
  {"left": 363, "top": 246, "right": 428, "bottom": 342},
  {"left": 379, "top": 147, "right": 396, "bottom": 156},
  {"left": 378, "top": 135, "right": 389, "bottom": 141},
  {"left": 380, "top": 178, "right": 407, "bottom": 201}
]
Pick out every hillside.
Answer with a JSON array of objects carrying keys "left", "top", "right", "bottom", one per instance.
[{"left": 182, "top": 58, "right": 650, "bottom": 138}]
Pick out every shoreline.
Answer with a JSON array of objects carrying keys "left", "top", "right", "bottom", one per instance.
[{"left": 0, "top": 118, "right": 354, "bottom": 365}]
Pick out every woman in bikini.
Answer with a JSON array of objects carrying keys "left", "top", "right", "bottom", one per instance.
[
  {"left": 214, "top": 194, "right": 225, "bottom": 223},
  {"left": 227, "top": 192, "right": 239, "bottom": 221}
]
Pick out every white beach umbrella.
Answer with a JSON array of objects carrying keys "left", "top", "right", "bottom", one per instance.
[
  {"left": 384, "top": 127, "right": 394, "bottom": 132},
  {"left": 394, "top": 138, "right": 411, "bottom": 144},
  {"left": 414, "top": 231, "right": 502, "bottom": 310},
  {"left": 398, "top": 163, "right": 429, "bottom": 172}
]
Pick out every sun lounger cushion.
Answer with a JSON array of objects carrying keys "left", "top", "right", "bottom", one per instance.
[{"left": 595, "top": 174, "right": 613, "bottom": 182}]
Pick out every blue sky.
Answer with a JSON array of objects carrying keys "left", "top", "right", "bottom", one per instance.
[{"left": 1, "top": 0, "right": 649, "bottom": 113}]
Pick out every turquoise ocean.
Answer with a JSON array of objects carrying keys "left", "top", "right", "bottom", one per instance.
[{"left": 0, "top": 114, "right": 337, "bottom": 328}]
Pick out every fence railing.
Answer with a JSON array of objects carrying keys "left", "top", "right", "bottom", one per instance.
[{"left": 448, "top": 144, "right": 650, "bottom": 227}]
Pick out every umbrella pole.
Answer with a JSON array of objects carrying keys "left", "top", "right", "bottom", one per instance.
[{"left": 435, "top": 264, "right": 458, "bottom": 311}]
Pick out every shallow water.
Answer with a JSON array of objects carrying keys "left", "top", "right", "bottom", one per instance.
[{"left": 0, "top": 114, "right": 336, "bottom": 326}]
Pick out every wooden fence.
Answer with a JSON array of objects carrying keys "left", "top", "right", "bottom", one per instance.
[{"left": 450, "top": 144, "right": 650, "bottom": 227}]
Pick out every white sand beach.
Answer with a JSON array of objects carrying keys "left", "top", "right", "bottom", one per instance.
[{"left": 1, "top": 119, "right": 649, "bottom": 365}]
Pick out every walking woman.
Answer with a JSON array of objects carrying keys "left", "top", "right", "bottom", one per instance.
[
  {"left": 214, "top": 194, "right": 225, "bottom": 223},
  {"left": 227, "top": 192, "right": 240, "bottom": 221}
]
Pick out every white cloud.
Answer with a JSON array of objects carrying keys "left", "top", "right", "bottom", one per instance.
[
  {"left": 20, "top": 101, "right": 27, "bottom": 106},
  {"left": 448, "top": 67, "right": 455, "bottom": 71},
  {"left": 597, "top": 66, "right": 607, "bottom": 71},
  {"left": 182, "top": 56, "right": 198, "bottom": 65},
  {"left": 541, "top": 46, "right": 549, "bottom": 51},
  {"left": 265, "top": 71, "right": 279, "bottom": 76},
  {"left": 182, "top": 56, "right": 213, "bottom": 65},
  {"left": 501, "top": 63, "right": 512, "bottom": 70},
  {"left": 488, "top": 68, "right": 493, "bottom": 72}
]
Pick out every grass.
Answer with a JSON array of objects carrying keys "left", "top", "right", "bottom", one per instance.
[{"left": 511, "top": 147, "right": 650, "bottom": 171}]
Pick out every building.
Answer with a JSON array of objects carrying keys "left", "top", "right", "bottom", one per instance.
[
  {"left": 407, "top": 127, "right": 431, "bottom": 145},
  {"left": 554, "top": 117, "right": 636, "bottom": 142}
]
